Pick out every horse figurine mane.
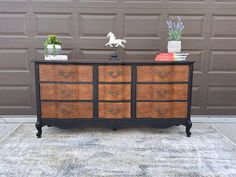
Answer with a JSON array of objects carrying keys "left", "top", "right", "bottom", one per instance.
[{"left": 105, "top": 32, "right": 127, "bottom": 48}]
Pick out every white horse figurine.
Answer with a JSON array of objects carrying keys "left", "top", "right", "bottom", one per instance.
[{"left": 105, "top": 32, "right": 127, "bottom": 48}]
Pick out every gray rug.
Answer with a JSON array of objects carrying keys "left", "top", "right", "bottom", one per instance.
[{"left": 0, "top": 124, "right": 236, "bottom": 177}]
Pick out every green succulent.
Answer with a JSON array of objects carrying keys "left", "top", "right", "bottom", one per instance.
[{"left": 44, "top": 35, "right": 62, "bottom": 56}]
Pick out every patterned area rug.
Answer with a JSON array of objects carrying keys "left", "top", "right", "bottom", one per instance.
[{"left": 0, "top": 124, "right": 236, "bottom": 177}]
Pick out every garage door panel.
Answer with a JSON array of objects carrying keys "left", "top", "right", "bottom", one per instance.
[
  {"left": 0, "top": 12, "right": 27, "bottom": 38},
  {"left": 209, "top": 50, "right": 236, "bottom": 72},
  {"left": 169, "top": 15, "right": 205, "bottom": 38},
  {"left": 0, "top": 49, "right": 29, "bottom": 70},
  {"left": 34, "top": 12, "right": 74, "bottom": 37},
  {"left": 0, "top": 72, "right": 31, "bottom": 85},
  {"left": 0, "top": 1, "right": 235, "bottom": 115},
  {"left": 124, "top": 50, "right": 159, "bottom": 60},
  {"left": 80, "top": 49, "right": 113, "bottom": 60},
  {"left": 207, "top": 87, "right": 236, "bottom": 107}
]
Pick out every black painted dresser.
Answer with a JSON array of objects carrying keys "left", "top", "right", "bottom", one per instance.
[{"left": 33, "top": 60, "right": 195, "bottom": 138}]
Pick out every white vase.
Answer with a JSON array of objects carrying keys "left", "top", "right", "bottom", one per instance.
[
  {"left": 47, "top": 44, "right": 61, "bottom": 55},
  {"left": 167, "top": 41, "right": 181, "bottom": 53}
]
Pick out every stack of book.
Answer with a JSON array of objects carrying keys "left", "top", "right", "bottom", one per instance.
[
  {"left": 44, "top": 55, "right": 68, "bottom": 60},
  {"left": 155, "top": 53, "right": 189, "bottom": 61}
]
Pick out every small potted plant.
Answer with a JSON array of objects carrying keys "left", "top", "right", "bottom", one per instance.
[
  {"left": 44, "top": 35, "right": 62, "bottom": 56},
  {"left": 166, "top": 16, "right": 184, "bottom": 53}
]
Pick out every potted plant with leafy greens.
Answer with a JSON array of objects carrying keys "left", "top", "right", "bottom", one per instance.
[
  {"left": 166, "top": 16, "right": 184, "bottom": 53},
  {"left": 44, "top": 35, "right": 62, "bottom": 56}
]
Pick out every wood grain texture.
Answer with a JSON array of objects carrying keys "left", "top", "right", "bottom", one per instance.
[
  {"left": 40, "top": 84, "right": 93, "bottom": 100},
  {"left": 137, "top": 102, "right": 187, "bottom": 118},
  {"left": 99, "top": 84, "right": 131, "bottom": 100},
  {"left": 99, "top": 102, "right": 131, "bottom": 119},
  {"left": 99, "top": 65, "right": 131, "bottom": 82},
  {"left": 41, "top": 102, "right": 93, "bottom": 118},
  {"left": 137, "top": 84, "right": 188, "bottom": 100},
  {"left": 39, "top": 64, "right": 93, "bottom": 82},
  {"left": 137, "top": 65, "right": 189, "bottom": 82}
]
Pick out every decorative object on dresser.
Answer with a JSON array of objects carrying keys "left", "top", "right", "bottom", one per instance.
[
  {"left": 105, "top": 32, "right": 127, "bottom": 60},
  {"left": 33, "top": 60, "right": 195, "bottom": 138},
  {"left": 44, "top": 35, "right": 62, "bottom": 56},
  {"left": 166, "top": 16, "right": 184, "bottom": 53}
]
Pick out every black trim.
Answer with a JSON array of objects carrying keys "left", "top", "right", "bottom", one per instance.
[
  {"left": 98, "top": 100, "right": 130, "bottom": 102},
  {"left": 40, "top": 81, "right": 93, "bottom": 84},
  {"left": 41, "top": 118, "right": 187, "bottom": 129},
  {"left": 131, "top": 64, "right": 137, "bottom": 119},
  {"left": 35, "top": 63, "right": 41, "bottom": 121},
  {"left": 187, "top": 63, "right": 194, "bottom": 121},
  {"left": 32, "top": 59, "right": 195, "bottom": 65},
  {"left": 41, "top": 100, "right": 93, "bottom": 102},
  {"left": 93, "top": 64, "right": 99, "bottom": 119},
  {"left": 136, "top": 82, "right": 189, "bottom": 84},
  {"left": 136, "top": 100, "right": 187, "bottom": 102},
  {"left": 99, "top": 82, "right": 131, "bottom": 84}
]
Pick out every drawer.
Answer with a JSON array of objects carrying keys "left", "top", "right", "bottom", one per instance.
[
  {"left": 39, "top": 64, "right": 93, "bottom": 82},
  {"left": 99, "top": 102, "right": 131, "bottom": 119},
  {"left": 136, "top": 102, "right": 187, "bottom": 118},
  {"left": 137, "top": 84, "right": 188, "bottom": 100},
  {"left": 41, "top": 102, "right": 93, "bottom": 118},
  {"left": 137, "top": 65, "right": 189, "bottom": 82},
  {"left": 99, "top": 84, "right": 131, "bottom": 100},
  {"left": 99, "top": 65, "right": 131, "bottom": 82},
  {"left": 40, "top": 84, "right": 93, "bottom": 100}
]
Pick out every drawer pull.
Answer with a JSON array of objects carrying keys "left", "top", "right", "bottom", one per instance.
[
  {"left": 108, "top": 90, "right": 121, "bottom": 97},
  {"left": 60, "top": 106, "right": 76, "bottom": 115},
  {"left": 107, "top": 108, "right": 122, "bottom": 115},
  {"left": 58, "top": 71, "right": 76, "bottom": 78},
  {"left": 60, "top": 108, "right": 74, "bottom": 115},
  {"left": 156, "top": 71, "right": 172, "bottom": 78},
  {"left": 59, "top": 89, "right": 74, "bottom": 96},
  {"left": 155, "top": 107, "right": 169, "bottom": 115},
  {"left": 107, "top": 71, "right": 123, "bottom": 78},
  {"left": 155, "top": 89, "right": 173, "bottom": 97}
]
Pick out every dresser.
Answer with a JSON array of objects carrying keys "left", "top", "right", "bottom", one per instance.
[{"left": 33, "top": 60, "right": 194, "bottom": 138}]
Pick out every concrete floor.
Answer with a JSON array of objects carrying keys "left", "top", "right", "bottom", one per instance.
[{"left": 0, "top": 116, "right": 236, "bottom": 144}]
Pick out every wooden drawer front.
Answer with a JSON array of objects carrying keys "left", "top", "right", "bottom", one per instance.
[
  {"left": 137, "top": 65, "right": 189, "bottom": 82},
  {"left": 99, "top": 66, "right": 131, "bottom": 82},
  {"left": 137, "top": 84, "right": 188, "bottom": 100},
  {"left": 99, "top": 84, "right": 131, "bottom": 100},
  {"left": 137, "top": 102, "right": 187, "bottom": 118},
  {"left": 99, "top": 103, "right": 131, "bottom": 119},
  {"left": 40, "top": 84, "right": 93, "bottom": 100},
  {"left": 41, "top": 102, "right": 93, "bottom": 118},
  {"left": 39, "top": 64, "right": 93, "bottom": 82}
]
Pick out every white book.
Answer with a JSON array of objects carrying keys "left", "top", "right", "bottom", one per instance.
[{"left": 44, "top": 55, "right": 68, "bottom": 60}]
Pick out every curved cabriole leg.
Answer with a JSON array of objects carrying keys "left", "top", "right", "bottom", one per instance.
[
  {"left": 35, "top": 121, "right": 42, "bottom": 138},
  {"left": 186, "top": 120, "right": 192, "bottom": 137}
]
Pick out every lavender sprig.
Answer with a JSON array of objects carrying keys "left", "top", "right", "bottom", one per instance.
[{"left": 166, "top": 16, "right": 184, "bottom": 41}]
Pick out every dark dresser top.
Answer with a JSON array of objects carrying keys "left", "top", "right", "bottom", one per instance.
[{"left": 33, "top": 59, "right": 195, "bottom": 65}]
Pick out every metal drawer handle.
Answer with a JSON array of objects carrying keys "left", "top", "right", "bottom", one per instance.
[
  {"left": 157, "top": 71, "right": 172, "bottom": 78},
  {"left": 107, "top": 70, "right": 123, "bottom": 78},
  {"left": 155, "top": 107, "right": 169, "bottom": 115},
  {"left": 58, "top": 71, "right": 76, "bottom": 78},
  {"left": 155, "top": 89, "right": 173, "bottom": 97},
  {"left": 108, "top": 90, "right": 121, "bottom": 97},
  {"left": 107, "top": 108, "right": 122, "bottom": 115},
  {"left": 60, "top": 108, "right": 74, "bottom": 115},
  {"left": 59, "top": 89, "right": 74, "bottom": 96}
]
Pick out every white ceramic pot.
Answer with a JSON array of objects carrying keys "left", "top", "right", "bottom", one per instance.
[
  {"left": 47, "top": 44, "right": 61, "bottom": 55},
  {"left": 167, "top": 41, "right": 181, "bottom": 53}
]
